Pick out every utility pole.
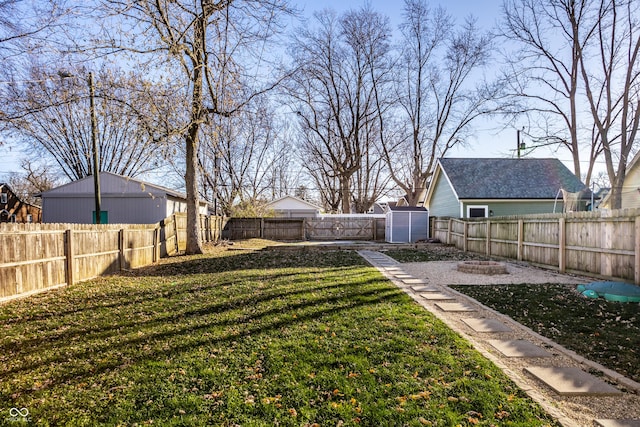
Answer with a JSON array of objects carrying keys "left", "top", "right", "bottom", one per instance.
[
  {"left": 88, "top": 72, "right": 102, "bottom": 224},
  {"left": 517, "top": 128, "right": 521, "bottom": 159},
  {"left": 516, "top": 128, "right": 526, "bottom": 159}
]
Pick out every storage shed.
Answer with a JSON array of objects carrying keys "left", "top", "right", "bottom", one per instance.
[{"left": 385, "top": 206, "right": 429, "bottom": 243}]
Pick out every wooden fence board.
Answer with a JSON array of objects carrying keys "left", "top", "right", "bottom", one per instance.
[
  {"left": 306, "top": 217, "right": 378, "bottom": 240},
  {"left": 432, "top": 209, "right": 640, "bottom": 284},
  {"left": 224, "top": 217, "right": 384, "bottom": 241},
  {"left": 1, "top": 214, "right": 223, "bottom": 302},
  {"left": 263, "top": 219, "right": 304, "bottom": 240}
]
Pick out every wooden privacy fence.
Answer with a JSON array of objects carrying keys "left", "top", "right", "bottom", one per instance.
[
  {"left": 432, "top": 209, "right": 640, "bottom": 284},
  {"left": 223, "top": 218, "right": 305, "bottom": 241},
  {"left": 0, "top": 213, "right": 224, "bottom": 302},
  {"left": 223, "top": 216, "right": 386, "bottom": 241},
  {"left": 306, "top": 216, "right": 385, "bottom": 241}
]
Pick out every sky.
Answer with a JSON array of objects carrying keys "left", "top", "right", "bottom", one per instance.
[{"left": 0, "top": 0, "right": 591, "bottom": 186}]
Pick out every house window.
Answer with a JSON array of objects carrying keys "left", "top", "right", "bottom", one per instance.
[
  {"left": 27, "top": 214, "right": 33, "bottom": 223},
  {"left": 467, "top": 205, "right": 488, "bottom": 218},
  {"left": 0, "top": 193, "right": 6, "bottom": 204}
]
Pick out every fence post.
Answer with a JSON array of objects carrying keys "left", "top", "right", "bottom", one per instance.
[
  {"left": 372, "top": 217, "right": 376, "bottom": 241},
  {"left": 447, "top": 218, "right": 452, "bottom": 245},
  {"left": 558, "top": 217, "right": 566, "bottom": 273},
  {"left": 635, "top": 217, "right": 640, "bottom": 285},
  {"left": 154, "top": 226, "right": 160, "bottom": 262},
  {"left": 301, "top": 218, "right": 306, "bottom": 240},
  {"left": 173, "top": 214, "right": 179, "bottom": 254},
  {"left": 517, "top": 219, "right": 524, "bottom": 261},
  {"left": 463, "top": 221, "right": 468, "bottom": 252},
  {"left": 118, "top": 229, "right": 125, "bottom": 270},
  {"left": 485, "top": 220, "right": 491, "bottom": 256},
  {"left": 601, "top": 218, "right": 612, "bottom": 277},
  {"left": 64, "top": 229, "right": 74, "bottom": 287}
]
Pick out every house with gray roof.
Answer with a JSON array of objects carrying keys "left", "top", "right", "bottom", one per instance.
[
  {"left": 39, "top": 171, "right": 210, "bottom": 224},
  {"left": 424, "top": 158, "right": 589, "bottom": 218}
]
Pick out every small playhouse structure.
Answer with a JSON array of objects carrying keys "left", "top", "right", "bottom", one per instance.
[{"left": 385, "top": 206, "right": 429, "bottom": 243}]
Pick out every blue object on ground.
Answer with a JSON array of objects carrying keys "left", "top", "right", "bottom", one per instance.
[
  {"left": 581, "top": 289, "right": 599, "bottom": 299},
  {"left": 577, "top": 281, "right": 640, "bottom": 303}
]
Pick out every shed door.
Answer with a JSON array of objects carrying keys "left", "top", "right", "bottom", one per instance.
[
  {"left": 393, "top": 212, "right": 410, "bottom": 243},
  {"left": 409, "top": 212, "right": 428, "bottom": 242}
]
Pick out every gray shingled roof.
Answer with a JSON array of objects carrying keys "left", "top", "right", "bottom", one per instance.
[{"left": 439, "top": 158, "right": 588, "bottom": 199}]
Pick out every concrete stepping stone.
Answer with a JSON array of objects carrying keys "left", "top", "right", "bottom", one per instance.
[
  {"left": 595, "top": 420, "right": 640, "bottom": 427},
  {"left": 393, "top": 274, "right": 413, "bottom": 279},
  {"left": 461, "top": 318, "right": 512, "bottom": 333},
  {"left": 435, "top": 302, "right": 476, "bottom": 312},
  {"left": 420, "top": 292, "right": 455, "bottom": 300},
  {"left": 488, "top": 339, "right": 553, "bottom": 358},
  {"left": 411, "top": 285, "right": 439, "bottom": 292},
  {"left": 524, "top": 366, "right": 622, "bottom": 396},
  {"left": 402, "top": 278, "right": 428, "bottom": 284}
]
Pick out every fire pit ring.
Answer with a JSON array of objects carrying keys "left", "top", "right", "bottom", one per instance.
[{"left": 457, "top": 261, "right": 508, "bottom": 275}]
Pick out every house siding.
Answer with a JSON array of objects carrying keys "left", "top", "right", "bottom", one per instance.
[
  {"left": 40, "top": 172, "right": 207, "bottom": 224},
  {"left": 43, "top": 194, "right": 168, "bottom": 224},
  {"left": 462, "top": 200, "right": 563, "bottom": 218},
  {"left": 0, "top": 185, "right": 42, "bottom": 223},
  {"left": 273, "top": 209, "right": 317, "bottom": 218},
  {"left": 620, "top": 168, "right": 640, "bottom": 209},
  {"left": 427, "top": 173, "right": 460, "bottom": 217}
]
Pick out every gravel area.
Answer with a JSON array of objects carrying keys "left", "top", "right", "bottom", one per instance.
[
  {"left": 359, "top": 251, "right": 640, "bottom": 427},
  {"left": 401, "top": 260, "right": 591, "bottom": 285}
]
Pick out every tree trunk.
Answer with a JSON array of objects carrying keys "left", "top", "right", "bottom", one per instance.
[
  {"left": 185, "top": 121, "right": 203, "bottom": 254},
  {"left": 340, "top": 175, "right": 351, "bottom": 214},
  {"left": 185, "top": 16, "right": 206, "bottom": 255}
]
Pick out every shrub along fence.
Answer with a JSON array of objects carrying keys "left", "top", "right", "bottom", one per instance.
[
  {"left": 432, "top": 208, "right": 640, "bottom": 284},
  {"left": 223, "top": 216, "right": 386, "bottom": 241},
  {"left": 0, "top": 214, "right": 224, "bottom": 302}
]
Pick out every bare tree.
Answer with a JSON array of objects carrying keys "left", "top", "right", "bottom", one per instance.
[
  {"left": 288, "top": 6, "right": 392, "bottom": 213},
  {"left": 198, "top": 96, "right": 290, "bottom": 217},
  {"left": 499, "top": 0, "right": 592, "bottom": 179},
  {"left": 580, "top": 0, "right": 640, "bottom": 209},
  {"left": 103, "top": 0, "right": 293, "bottom": 254},
  {"left": 7, "top": 159, "right": 62, "bottom": 204},
  {"left": 384, "top": 0, "right": 496, "bottom": 206},
  {"left": 4, "top": 64, "right": 166, "bottom": 181},
  {"left": 0, "top": 1, "right": 72, "bottom": 57},
  {"left": 0, "top": 1, "right": 77, "bottom": 135}
]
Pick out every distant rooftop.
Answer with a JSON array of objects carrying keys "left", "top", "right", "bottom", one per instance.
[{"left": 439, "top": 158, "right": 588, "bottom": 199}]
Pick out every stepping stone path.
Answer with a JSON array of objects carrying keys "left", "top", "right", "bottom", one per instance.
[
  {"left": 401, "top": 278, "right": 428, "bottom": 285},
  {"left": 595, "top": 420, "right": 640, "bottom": 427},
  {"left": 411, "top": 285, "right": 439, "bottom": 292},
  {"left": 488, "top": 339, "right": 553, "bottom": 358},
  {"left": 419, "top": 292, "right": 454, "bottom": 300},
  {"left": 357, "top": 249, "right": 640, "bottom": 427},
  {"left": 434, "top": 301, "right": 476, "bottom": 312},
  {"left": 525, "top": 367, "right": 622, "bottom": 396},
  {"left": 461, "top": 318, "right": 512, "bottom": 333}
]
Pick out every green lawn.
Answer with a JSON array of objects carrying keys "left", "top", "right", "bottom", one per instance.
[{"left": 0, "top": 243, "right": 558, "bottom": 426}]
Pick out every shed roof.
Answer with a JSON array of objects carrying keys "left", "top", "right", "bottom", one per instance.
[
  {"left": 39, "top": 171, "right": 186, "bottom": 199},
  {"left": 438, "top": 158, "right": 588, "bottom": 199},
  {"left": 388, "top": 206, "right": 428, "bottom": 212}
]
